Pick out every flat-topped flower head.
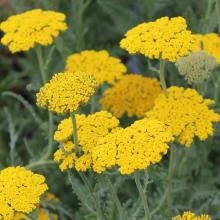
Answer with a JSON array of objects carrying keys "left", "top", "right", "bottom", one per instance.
[
  {"left": 14, "top": 193, "right": 59, "bottom": 220},
  {"left": 176, "top": 51, "right": 217, "bottom": 85},
  {"left": 54, "top": 111, "right": 119, "bottom": 171},
  {"left": 193, "top": 33, "right": 220, "bottom": 64},
  {"left": 92, "top": 118, "right": 173, "bottom": 174},
  {"left": 120, "top": 16, "right": 197, "bottom": 62},
  {"left": 0, "top": 166, "right": 48, "bottom": 220},
  {"left": 65, "top": 50, "right": 127, "bottom": 86},
  {"left": 146, "top": 86, "right": 220, "bottom": 147},
  {"left": 0, "top": 9, "right": 67, "bottom": 53},
  {"left": 100, "top": 74, "right": 162, "bottom": 117},
  {"left": 172, "top": 211, "right": 211, "bottom": 220},
  {"left": 36, "top": 72, "right": 97, "bottom": 114}
]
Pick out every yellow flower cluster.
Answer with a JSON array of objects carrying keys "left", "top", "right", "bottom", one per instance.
[
  {"left": 36, "top": 72, "right": 97, "bottom": 114},
  {"left": 0, "top": 166, "right": 48, "bottom": 220},
  {"left": 172, "top": 211, "right": 211, "bottom": 220},
  {"left": 120, "top": 16, "right": 197, "bottom": 62},
  {"left": 193, "top": 33, "right": 220, "bottom": 64},
  {"left": 65, "top": 50, "right": 127, "bottom": 86},
  {"left": 146, "top": 86, "right": 220, "bottom": 147},
  {"left": 100, "top": 74, "right": 162, "bottom": 117},
  {"left": 0, "top": 9, "right": 67, "bottom": 53},
  {"left": 92, "top": 118, "right": 173, "bottom": 174},
  {"left": 54, "top": 111, "right": 119, "bottom": 171},
  {"left": 13, "top": 193, "right": 59, "bottom": 220}
]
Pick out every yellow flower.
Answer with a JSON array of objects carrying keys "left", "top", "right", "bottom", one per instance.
[
  {"left": 65, "top": 50, "right": 127, "bottom": 86},
  {"left": 120, "top": 16, "right": 197, "bottom": 62},
  {"left": 100, "top": 74, "right": 162, "bottom": 117},
  {"left": 0, "top": 9, "right": 67, "bottom": 53},
  {"left": 92, "top": 118, "right": 173, "bottom": 174},
  {"left": 146, "top": 86, "right": 220, "bottom": 147},
  {"left": 172, "top": 211, "right": 211, "bottom": 220},
  {"left": 13, "top": 193, "right": 59, "bottom": 220},
  {"left": 193, "top": 33, "right": 220, "bottom": 64},
  {"left": 36, "top": 72, "right": 97, "bottom": 114},
  {"left": 54, "top": 111, "right": 119, "bottom": 172},
  {"left": 0, "top": 166, "right": 48, "bottom": 220}
]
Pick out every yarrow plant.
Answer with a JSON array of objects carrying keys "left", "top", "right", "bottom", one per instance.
[
  {"left": 0, "top": 9, "right": 67, "bottom": 53},
  {"left": 146, "top": 86, "right": 220, "bottom": 147},
  {"left": 36, "top": 72, "right": 97, "bottom": 114},
  {"left": 0, "top": 167, "right": 48, "bottom": 220},
  {"left": 1, "top": 2, "right": 220, "bottom": 220},
  {"left": 53, "top": 111, "right": 119, "bottom": 171},
  {"left": 172, "top": 211, "right": 211, "bottom": 220},
  {"left": 92, "top": 118, "right": 173, "bottom": 174},
  {"left": 65, "top": 50, "right": 127, "bottom": 86},
  {"left": 120, "top": 16, "right": 197, "bottom": 62},
  {"left": 100, "top": 74, "right": 162, "bottom": 118}
]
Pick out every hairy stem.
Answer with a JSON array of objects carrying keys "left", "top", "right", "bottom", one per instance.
[
  {"left": 106, "top": 176, "right": 125, "bottom": 220},
  {"left": 35, "top": 46, "right": 54, "bottom": 162},
  {"left": 134, "top": 172, "right": 151, "bottom": 220},
  {"left": 159, "top": 59, "right": 167, "bottom": 94},
  {"left": 166, "top": 145, "right": 176, "bottom": 215},
  {"left": 26, "top": 160, "right": 56, "bottom": 169},
  {"left": 70, "top": 112, "right": 103, "bottom": 220},
  {"left": 79, "top": 172, "right": 103, "bottom": 220}
]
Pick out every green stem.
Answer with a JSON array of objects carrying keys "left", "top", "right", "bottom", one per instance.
[
  {"left": 70, "top": 113, "right": 103, "bottom": 219},
  {"left": 214, "top": 80, "right": 220, "bottom": 103},
  {"left": 36, "top": 46, "right": 47, "bottom": 84},
  {"left": 159, "top": 59, "right": 167, "bottom": 94},
  {"left": 205, "top": 0, "right": 214, "bottom": 20},
  {"left": 70, "top": 112, "right": 80, "bottom": 153},
  {"left": 166, "top": 145, "right": 176, "bottom": 215},
  {"left": 79, "top": 172, "right": 103, "bottom": 220},
  {"left": 134, "top": 172, "right": 151, "bottom": 220},
  {"left": 35, "top": 46, "right": 54, "bottom": 162},
  {"left": 90, "top": 93, "right": 96, "bottom": 114},
  {"left": 216, "top": 0, "right": 220, "bottom": 34},
  {"left": 26, "top": 160, "right": 56, "bottom": 169},
  {"left": 106, "top": 176, "right": 125, "bottom": 220}
]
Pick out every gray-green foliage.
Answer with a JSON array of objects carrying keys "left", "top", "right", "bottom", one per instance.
[{"left": 175, "top": 51, "right": 218, "bottom": 85}]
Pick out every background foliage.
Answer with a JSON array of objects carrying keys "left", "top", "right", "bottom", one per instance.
[{"left": 0, "top": 0, "right": 220, "bottom": 219}]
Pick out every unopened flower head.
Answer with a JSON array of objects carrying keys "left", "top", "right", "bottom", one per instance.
[
  {"left": 146, "top": 86, "right": 220, "bottom": 147},
  {"left": 92, "top": 118, "right": 173, "bottom": 174},
  {"left": 36, "top": 72, "right": 97, "bottom": 114},
  {"left": 0, "top": 166, "right": 48, "bottom": 220},
  {"left": 100, "top": 74, "right": 162, "bottom": 117},
  {"left": 120, "top": 16, "right": 197, "bottom": 62},
  {"left": 176, "top": 51, "right": 217, "bottom": 84},
  {"left": 0, "top": 9, "right": 67, "bottom": 53},
  {"left": 193, "top": 33, "right": 220, "bottom": 64},
  {"left": 172, "top": 211, "right": 211, "bottom": 220},
  {"left": 65, "top": 50, "right": 127, "bottom": 86},
  {"left": 54, "top": 111, "right": 119, "bottom": 171}
]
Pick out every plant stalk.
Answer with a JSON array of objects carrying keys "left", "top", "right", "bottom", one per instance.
[
  {"left": 159, "top": 59, "right": 167, "bottom": 94},
  {"left": 134, "top": 172, "right": 151, "bottom": 220},
  {"left": 106, "top": 176, "right": 125, "bottom": 220}
]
